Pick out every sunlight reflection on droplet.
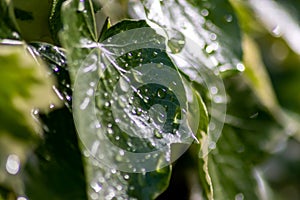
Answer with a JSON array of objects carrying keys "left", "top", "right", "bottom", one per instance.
[
  {"left": 201, "top": 9, "right": 209, "bottom": 16},
  {"left": 17, "top": 197, "right": 27, "bottom": 200},
  {"left": 236, "top": 63, "right": 245, "bottom": 72},
  {"left": 91, "top": 181, "right": 102, "bottom": 193},
  {"left": 235, "top": 193, "right": 244, "bottom": 200},
  {"left": 124, "top": 174, "right": 130, "bottom": 180},
  {"left": 210, "top": 86, "right": 218, "bottom": 95},
  {"left": 6, "top": 154, "right": 20, "bottom": 175}
]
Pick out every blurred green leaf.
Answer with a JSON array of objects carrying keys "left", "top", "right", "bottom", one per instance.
[
  {"left": 23, "top": 107, "right": 88, "bottom": 200},
  {"left": 199, "top": 73, "right": 287, "bottom": 200},
  {"left": 0, "top": 0, "right": 21, "bottom": 40},
  {"left": 12, "top": 0, "right": 53, "bottom": 43},
  {"left": 0, "top": 44, "right": 60, "bottom": 195},
  {"left": 21, "top": 43, "right": 87, "bottom": 200}
]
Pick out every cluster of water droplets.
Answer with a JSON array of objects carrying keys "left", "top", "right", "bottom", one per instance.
[{"left": 73, "top": 23, "right": 201, "bottom": 176}]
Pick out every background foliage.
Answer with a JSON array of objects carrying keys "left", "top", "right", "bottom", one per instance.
[{"left": 1, "top": 0, "right": 300, "bottom": 199}]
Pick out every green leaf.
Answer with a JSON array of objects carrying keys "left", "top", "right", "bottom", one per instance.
[
  {"left": 21, "top": 43, "right": 87, "bottom": 200},
  {"left": 60, "top": 0, "right": 98, "bottom": 78},
  {"left": 77, "top": 19, "right": 180, "bottom": 199},
  {"left": 0, "top": 44, "right": 60, "bottom": 195},
  {"left": 11, "top": 0, "right": 53, "bottom": 43},
  {"left": 23, "top": 107, "right": 88, "bottom": 200},
  {"left": 130, "top": 0, "right": 243, "bottom": 75},
  {"left": 49, "top": 0, "right": 67, "bottom": 44},
  {"left": 0, "top": 0, "right": 21, "bottom": 40},
  {"left": 60, "top": 2, "right": 180, "bottom": 197},
  {"left": 29, "top": 42, "right": 72, "bottom": 110},
  {"left": 85, "top": 155, "right": 171, "bottom": 200},
  {"left": 198, "top": 74, "right": 287, "bottom": 200},
  {"left": 203, "top": 125, "right": 260, "bottom": 200}
]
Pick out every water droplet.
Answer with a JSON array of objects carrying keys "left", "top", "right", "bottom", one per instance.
[
  {"left": 157, "top": 88, "right": 166, "bottom": 98},
  {"left": 209, "top": 122, "right": 216, "bottom": 131},
  {"left": 210, "top": 86, "right": 218, "bottom": 95},
  {"left": 66, "top": 95, "right": 71, "bottom": 101},
  {"left": 127, "top": 52, "right": 133, "bottom": 59},
  {"left": 225, "top": 14, "right": 233, "bottom": 22},
  {"left": 210, "top": 33, "right": 217, "bottom": 41},
  {"left": 209, "top": 142, "right": 216, "bottom": 150},
  {"left": 119, "top": 150, "right": 125, "bottom": 156},
  {"left": 154, "top": 130, "right": 163, "bottom": 139},
  {"left": 117, "top": 185, "right": 123, "bottom": 191},
  {"left": 143, "top": 98, "right": 149, "bottom": 104},
  {"left": 201, "top": 9, "right": 209, "bottom": 16},
  {"left": 235, "top": 193, "right": 244, "bottom": 200},
  {"left": 104, "top": 101, "right": 111, "bottom": 108},
  {"left": 129, "top": 186, "right": 135, "bottom": 190},
  {"left": 236, "top": 63, "right": 245, "bottom": 72},
  {"left": 107, "top": 128, "right": 113, "bottom": 134},
  {"left": 104, "top": 92, "right": 109, "bottom": 98},
  {"left": 172, "top": 128, "right": 179, "bottom": 135},
  {"left": 168, "top": 38, "right": 185, "bottom": 54},
  {"left": 90, "top": 193, "right": 98, "bottom": 200},
  {"left": 6, "top": 154, "right": 20, "bottom": 175},
  {"left": 119, "top": 78, "right": 130, "bottom": 92},
  {"left": 205, "top": 42, "right": 219, "bottom": 54},
  {"left": 77, "top": 0, "right": 85, "bottom": 12},
  {"left": 17, "top": 197, "right": 27, "bottom": 200},
  {"left": 91, "top": 181, "right": 102, "bottom": 192},
  {"left": 131, "top": 107, "right": 142, "bottom": 116},
  {"left": 141, "top": 168, "right": 146, "bottom": 174},
  {"left": 49, "top": 103, "right": 55, "bottom": 109},
  {"left": 157, "top": 113, "right": 166, "bottom": 123},
  {"left": 124, "top": 174, "right": 130, "bottom": 180},
  {"left": 32, "top": 109, "right": 39, "bottom": 115},
  {"left": 174, "top": 109, "right": 181, "bottom": 124},
  {"left": 271, "top": 25, "right": 281, "bottom": 37},
  {"left": 128, "top": 96, "right": 134, "bottom": 105},
  {"left": 133, "top": 70, "right": 143, "bottom": 83}
]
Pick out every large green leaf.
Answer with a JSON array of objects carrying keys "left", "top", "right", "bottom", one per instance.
[
  {"left": 130, "top": 0, "right": 243, "bottom": 75},
  {"left": 60, "top": 1, "right": 188, "bottom": 198}
]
